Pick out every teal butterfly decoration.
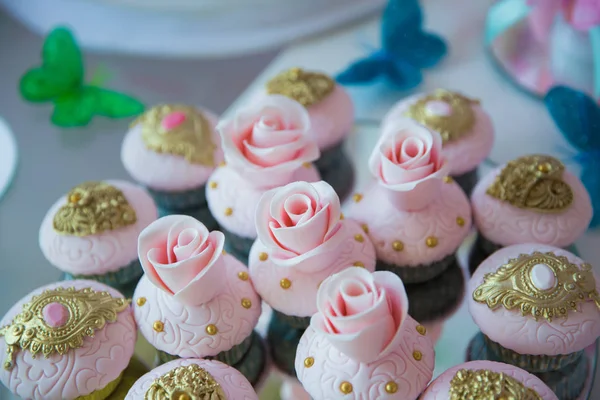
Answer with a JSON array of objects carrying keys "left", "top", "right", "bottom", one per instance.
[{"left": 19, "top": 27, "right": 145, "bottom": 127}]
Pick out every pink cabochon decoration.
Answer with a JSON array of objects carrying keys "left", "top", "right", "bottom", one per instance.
[
  {"left": 125, "top": 358, "right": 258, "bottom": 400},
  {"left": 138, "top": 215, "right": 225, "bottom": 306},
  {"left": 421, "top": 360, "right": 558, "bottom": 400},
  {"left": 370, "top": 118, "right": 449, "bottom": 211},
  {"left": 217, "top": 94, "right": 321, "bottom": 189},
  {"left": 39, "top": 180, "right": 158, "bottom": 276},
  {"left": 249, "top": 181, "right": 376, "bottom": 316},
  {"left": 121, "top": 108, "right": 224, "bottom": 192},
  {"left": 0, "top": 280, "right": 136, "bottom": 400},
  {"left": 471, "top": 165, "right": 592, "bottom": 247},
  {"left": 382, "top": 92, "right": 494, "bottom": 176},
  {"left": 468, "top": 243, "right": 600, "bottom": 356}
]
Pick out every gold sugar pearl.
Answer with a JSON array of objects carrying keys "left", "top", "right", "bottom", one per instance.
[
  {"left": 392, "top": 241, "right": 404, "bottom": 251},
  {"left": 259, "top": 252, "right": 268, "bottom": 261},
  {"left": 219, "top": 161, "right": 227, "bottom": 167},
  {"left": 241, "top": 298, "right": 252, "bottom": 309},
  {"left": 416, "top": 325, "right": 427, "bottom": 335},
  {"left": 353, "top": 261, "right": 365, "bottom": 268},
  {"left": 280, "top": 278, "right": 292, "bottom": 289},
  {"left": 425, "top": 236, "right": 438, "bottom": 248},
  {"left": 153, "top": 321, "right": 164, "bottom": 332},
  {"left": 304, "top": 357, "right": 315, "bottom": 368},
  {"left": 136, "top": 297, "right": 146, "bottom": 306},
  {"left": 340, "top": 381, "right": 353, "bottom": 394},
  {"left": 69, "top": 193, "right": 81, "bottom": 203},
  {"left": 224, "top": 207, "right": 233, "bottom": 216},
  {"left": 209, "top": 181, "right": 218, "bottom": 189},
  {"left": 177, "top": 394, "right": 191, "bottom": 400},
  {"left": 413, "top": 350, "right": 423, "bottom": 361},
  {"left": 302, "top": 162, "right": 312, "bottom": 169},
  {"left": 385, "top": 381, "right": 398, "bottom": 394},
  {"left": 456, "top": 216, "right": 465, "bottom": 227},
  {"left": 238, "top": 271, "right": 249, "bottom": 281},
  {"left": 443, "top": 176, "right": 453, "bottom": 184},
  {"left": 352, "top": 193, "right": 363, "bottom": 203},
  {"left": 206, "top": 324, "right": 218, "bottom": 335},
  {"left": 354, "top": 234, "right": 364, "bottom": 243},
  {"left": 340, "top": 213, "right": 345, "bottom": 220},
  {"left": 361, "top": 223, "right": 369, "bottom": 234},
  {"left": 538, "top": 162, "right": 552, "bottom": 173}
]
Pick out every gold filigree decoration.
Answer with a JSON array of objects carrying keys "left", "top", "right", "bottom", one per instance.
[
  {"left": 131, "top": 104, "right": 216, "bottom": 166},
  {"left": 473, "top": 251, "right": 600, "bottom": 321},
  {"left": 486, "top": 155, "right": 574, "bottom": 213},
  {"left": 0, "top": 287, "right": 129, "bottom": 370},
  {"left": 449, "top": 369, "right": 542, "bottom": 400},
  {"left": 53, "top": 181, "right": 137, "bottom": 237},
  {"left": 403, "top": 89, "right": 480, "bottom": 144},
  {"left": 145, "top": 364, "right": 226, "bottom": 400},
  {"left": 266, "top": 67, "right": 335, "bottom": 107}
]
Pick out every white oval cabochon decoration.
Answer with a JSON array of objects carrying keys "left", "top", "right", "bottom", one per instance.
[{"left": 0, "top": 117, "right": 18, "bottom": 200}]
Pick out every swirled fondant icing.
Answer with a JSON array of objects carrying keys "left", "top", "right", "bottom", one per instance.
[
  {"left": 0, "top": 280, "right": 136, "bottom": 400},
  {"left": 39, "top": 180, "right": 158, "bottom": 275}
]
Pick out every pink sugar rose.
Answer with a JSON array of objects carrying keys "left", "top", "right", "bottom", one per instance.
[
  {"left": 138, "top": 215, "right": 225, "bottom": 306},
  {"left": 310, "top": 267, "right": 409, "bottom": 363},
  {"left": 218, "top": 95, "right": 320, "bottom": 188}
]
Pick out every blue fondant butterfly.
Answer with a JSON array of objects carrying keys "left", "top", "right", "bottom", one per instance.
[
  {"left": 545, "top": 86, "right": 600, "bottom": 228},
  {"left": 336, "top": 0, "right": 447, "bottom": 89}
]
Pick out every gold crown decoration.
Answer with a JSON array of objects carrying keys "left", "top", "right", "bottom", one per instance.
[
  {"left": 473, "top": 251, "right": 600, "bottom": 321},
  {"left": 145, "top": 364, "right": 227, "bottom": 400},
  {"left": 449, "top": 369, "right": 542, "bottom": 400},
  {"left": 0, "top": 287, "right": 129, "bottom": 370},
  {"left": 486, "top": 155, "right": 574, "bottom": 213},
  {"left": 403, "top": 89, "right": 480, "bottom": 144},
  {"left": 53, "top": 181, "right": 137, "bottom": 237},
  {"left": 132, "top": 104, "right": 216, "bottom": 167},
  {"left": 266, "top": 67, "right": 335, "bottom": 107}
]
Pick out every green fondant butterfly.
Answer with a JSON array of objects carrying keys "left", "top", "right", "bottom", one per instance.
[{"left": 19, "top": 27, "right": 145, "bottom": 127}]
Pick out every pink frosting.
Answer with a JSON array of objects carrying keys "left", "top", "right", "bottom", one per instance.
[
  {"left": 133, "top": 253, "right": 261, "bottom": 358},
  {"left": 296, "top": 313, "right": 434, "bottom": 400},
  {"left": 371, "top": 118, "right": 449, "bottom": 211},
  {"left": 39, "top": 180, "right": 158, "bottom": 275},
  {"left": 421, "top": 360, "right": 558, "bottom": 400},
  {"left": 206, "top": 162, "right": 320, "bottom": 239},
  {"left": 529, "top": 0, "right": 600, "bottom": 31},
  {"left": 255, "top": 84, "right": 354, "bottom": 150},
  {"left": 471, "top": 166, "right": 592, "bottom": 247},
  {"left": 346, "top": 181, "right": 471, "bottom": 267},
  {"left": 121, "top": 108, "right": 224, "bottom": 192},
  {"left": 125, "top": 358, "right": 258, "bottom": 400},
  {"left": 0, "top": 280, "right": 136, "bottom": 400},
  {"left": 217, "top": 95, "right": 320, "bottom": 189},
  {"left": 468, "top": 243, "right": 600, "bottom": 356},
  {"left": 382, "top": 93, "right": 495, "bottom": 176}
]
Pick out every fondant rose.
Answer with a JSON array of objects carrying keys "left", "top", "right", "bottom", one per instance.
[
  {"left": 138, "top": 215, "right": 225, "bottom": 306},
  {"left": 529, "top": 0, "right": 600, "bottom": 32},
  {"left": 255, "top": 181, "right": 342, "bottom": 257},
  {"left": 310, "top": 267, "right": 409, "bottom": 363},
  {"left": 369, "top": 118, "right": 448, "bottom": 210},
  {"left": 218, "top": 95, "right": 320, "bottom": 188}
]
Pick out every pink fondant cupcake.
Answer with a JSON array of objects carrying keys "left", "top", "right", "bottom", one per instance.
[
  {"left": 260, "top": 67, "right": 355, "bottom": 201},
  {"left": 132, "top": 215, "right": 267, "bottom": 387},
  {"left": 248, "top": 180, "right": 376, "bottom": 387},
  {"left": 121, "top": 104, "right": 223, "bottom": 230},
  {"left": 468, "top": 154, "right": 593, "bottom": 274},
  {"left": 39, "top": 180, "right": 157, "bottom": 295},
  {"left": 206, "top": 94, "right": 321, "bottom": 262},
  {"left": 467, "top": 243, "right": 600, "bottom": 400},
  {"left": 125, "top": 358, "right": 258, "bottom": 400},
  {"left": 346, "top": 118, "right": 472, "bottom": 284},
  {"left": 0, "top": 280, "right": 136, "bottom": 400},
  {"left": 295, "top": 267, "right": 435, "bottom": 400},
  {"left": 382, "top": 89, "right": 494, "bottom": 195},
  {"left": 421, "top": 360, "right": 558, "bottom": 400}
]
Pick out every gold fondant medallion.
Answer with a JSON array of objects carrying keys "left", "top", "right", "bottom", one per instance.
[
  {"left": 473, "top": 251, "right": 600, "bottom": 321},
  {"left": 449, "top": 369, "right": 542, "bottom": 400},
  {"left": 266, "top": 67, "right": 335, "bottom": 107},
  {"left": 132, "top": 104, "right": 216, "bottom": 166},
  {"left": 486, "top": 155, "right": 574, "bottom": 213},
  {"left": 53, "top": 181, "right": 137, "bottom": 237},
  {"left": 403, "top": 89, "right": 480, "bottom": 144},
  {"left": 145, "top": 364, "right": 226, "bottom": 400},
  {"left": 0, "top": 287, "right": 129, "bottom": 370}
]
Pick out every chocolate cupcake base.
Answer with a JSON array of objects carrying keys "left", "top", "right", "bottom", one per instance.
[
  {"left": 452, "top": 168, "right": 479, "bottom": 197},
  {"left": 157, "top": 205, "right": 219, "bottom": 231},
  {"left": 468, "top": 234, "right": 503, "bottom": 275},
  {"left": 148, "top": 185, "right": 219, "bottom": 231},
  {"left": 315, "top": 142, "right": 354, "bottom": 203},
  {"left": 223, "top": 230, "right": 255, "bottom": 263},
  {"left": 377, "top": 253, "right": 456, "bottom": 284},
  {"left": 63, "top": 258, "right": 143, "bottom": 297},
  {"left": 267, "top": 310, "right": 312, "bottom": 377}
]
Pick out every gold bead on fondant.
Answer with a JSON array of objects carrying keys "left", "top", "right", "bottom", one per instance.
[
  {"left": 352, "top": 193, "right": 363, "bottom": 203},
  {"left": 153, "top": 321, "right": 164, "bottom": 332},
  {"left": 416, "top": 325, "right": 427, "bottom": 335},
  {"left": 259, "top": 252, "right": 268, "bottom": 261},
  {"left": 413, "top": 350, "right": 423, "bottom": 361},
  {"left": 392, "top": 241, "right": 404, "bottom": 251},
  {"left": 340, "top": 381, "right": 353, "bottom": 394},
  {"left": 136, "top": 297, "right": 147, "bottom": 306},
  {"left": 280, "top": 278, "right": 292, "bottom": 289},
  {"left": 304, "top": 357, "right": 315, "bottom": 368},
  {"left": 354, "top": 234, "right": 364, "bottom": 243},
  {"left": 443, "top": 176, "right": 453, "bottom": 184},
  {"left": 456, "top": 216, "right": 465, "bottom": 227},
  {"left": 241, "top": 298, "right": 252, "bottom": 309},
  {"left": 426, "top": 236, "right": 438, "bottom": 248},
  {"left": 209, "top": 181, "right": 218, "bottom": 189},
  {"left": 237, "top": 271, "right": 249, "bottom": 281},
  {"left": 219, "top": 161, "right": 226, "bottom": 167},
  {"left": 302, "top": 162, "right": 312, "bottom": 169},
  {"left": 353, "top": 261, "right": 365, "bottom": 268},
  {"left": 340, "top": 213, "right": 345, "bottom": 220},
  {"left": 206, "top": 324, "right": 218, "bottom": 335},
  {"left": 385, "top": 381, "right": 398, "bottom": 394},
  {"left": 224, "top": 207, "right": 233, "bottom": 216}
]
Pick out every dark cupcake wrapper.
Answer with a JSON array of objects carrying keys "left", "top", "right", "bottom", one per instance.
[
  {"left": 63, "top": 258, "right": 143, "bottom": 288},
  {"left": 147, "top": 185, "right": 207, "bottom": 210},
  {"left": 157, "top": 204, "right": 219, "bottom": 231},
  {"left": 232, "top": 331, "right": 268, "bottom": 387},
  {"left": 314, "top": 142, "right": 354, "bottom": 202},
  {"left": 452, "top": 168, "right": 479, "bottom": 197},
  {"left": 271, "top": 310, "right": 312, "bottom": 330},
  {"left": 222, "top": 230, "right": 255, "bottom": 263},
  {"left": 267, "top": 311, "right": 308, "bottom": 377},
  {"left": 377, "top": 253, "right": 456, "bottom": 284}
]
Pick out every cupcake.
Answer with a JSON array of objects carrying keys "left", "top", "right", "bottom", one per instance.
[
  {"left": 107, "top": 357, "right": 150, "bottom": 398},
  {"left": 382, "top": 89, "right": 494, "bottom": 195},
  {"left": 346, "top": 118, "right": 472, "bottom": 284},
  {"left": 121, "top": 104, "right": 223, "bottom": 230},
  {"left": 0, "top": 280, "right": 136, "bottom": 399},
  {"left": 125, "top": 358, "right": 258, "bottom": 399},
  {"left": 261, "top": 67, "right": 355, "bottom": 201},
  {"left": 295, "top": 267, "right": 435, "bottom": 400},
  {"left": 248, "top": 180, "right": 376, "bottom": 387},
  {"left": 39, "top": 180, "right": 158, "bottom": 295},
  {"left": 421, "top": 360, "right": 558, "bottom": 399},
  {"left": 469, "top": 154, "right": 592, "bottom": 275},
  {"left": 467, "top": 243, "right": 600, "bottom": 400},
  {"left": 206, "top": 94, "right": 320, "bottom": 262},
  {"left": 133, "top": 215, "right": 267, "bottom": 387}
]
